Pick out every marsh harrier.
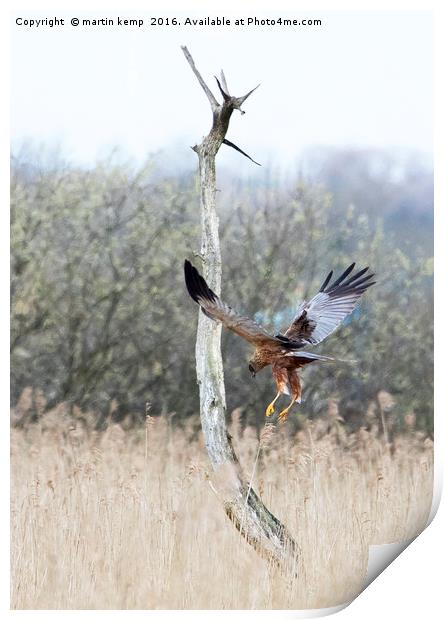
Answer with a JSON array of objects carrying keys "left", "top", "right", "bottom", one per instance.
[{"left": 184, "top": 260, "right": 375, "bottom": 421}]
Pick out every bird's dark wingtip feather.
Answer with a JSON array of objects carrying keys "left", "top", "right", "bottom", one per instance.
[
  {"left": 319, "top": 270, "right": 333, "bottom": 292},
  {"left": 326, "top": 262, "right": 356, "bottom": 292},
  {"left": 183, "top": 259, "right": 218, "bottom": 305},
  {"left": 341, "top": 266, "right": 369, "bottom": 288},
  {"left": 325, "top": 262, "right": 376, "bottom": 296},
  {"left": 184, "top": 259, "right": 200, "bottom": 303}
]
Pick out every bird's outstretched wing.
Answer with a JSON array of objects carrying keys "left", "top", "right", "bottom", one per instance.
[
  {"left": 184, "top": 260, "right": 289, "bottom": 347},
  {"left": 284, "top": 263, "right": 376, "bottom": 346}
]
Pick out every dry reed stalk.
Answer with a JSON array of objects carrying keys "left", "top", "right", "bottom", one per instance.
[{"left": 11, "top": 414, "right": 433, "bottom": 610}]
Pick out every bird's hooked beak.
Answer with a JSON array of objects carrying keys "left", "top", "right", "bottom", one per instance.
[{"left": 248, "top": 364, "right": 256, "bottom": 378}]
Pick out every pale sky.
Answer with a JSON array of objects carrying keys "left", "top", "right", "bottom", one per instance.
[{"left": 11, "top": 10, "right": 433, "bottom": 171}]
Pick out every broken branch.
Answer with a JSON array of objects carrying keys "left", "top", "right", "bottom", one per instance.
[
  {"left": 181, "top": 45, "right": 219, "bottom": 111},
  {"left": 223, "top": 139, "right": 261, "bottom": 166}
]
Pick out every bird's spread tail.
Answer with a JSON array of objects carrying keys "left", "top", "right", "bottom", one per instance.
[{"left": 285, "top": 351, "right": 357, "bottom": 364}]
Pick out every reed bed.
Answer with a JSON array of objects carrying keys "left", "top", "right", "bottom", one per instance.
[{"left": 11, "top": 406, "right": 433, "bottom": 609}]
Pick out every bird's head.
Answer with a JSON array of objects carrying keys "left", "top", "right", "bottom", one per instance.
[{"left": 248, "top": 360, "right": 262, "bottom": 378}]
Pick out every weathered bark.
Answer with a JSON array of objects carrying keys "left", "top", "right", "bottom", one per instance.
[{"left": 182, "top": 46, "right": 299, "bottom": 570}]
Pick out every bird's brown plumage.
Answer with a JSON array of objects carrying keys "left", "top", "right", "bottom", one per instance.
[{"left": 184, "top": 259, "right": 375, "bottom": 421}]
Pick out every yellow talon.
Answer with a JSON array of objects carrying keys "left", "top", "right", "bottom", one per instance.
[
  {"left": 277, "top": 407, "right": 290, "bottom": 422},
  {"left": 265, "top": 403, "right": 275, "bottom": 417},
  {"left": 277, "top": 396, "right": 298, "bottom": 422},
  {"left": 265, "top": 393, "right": 280, "bottom": 417}
]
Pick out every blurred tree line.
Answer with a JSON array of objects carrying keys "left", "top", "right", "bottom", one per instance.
[{"left": 10, "top": 147, "right": 433, "bottom": 434}]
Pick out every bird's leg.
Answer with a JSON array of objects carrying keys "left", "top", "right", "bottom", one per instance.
[
  {"left": 265, "top": 393, "right": 281, "bottom": 417},
  {"left": 277, "top": 396, "right": 298, "bottom": 422}
]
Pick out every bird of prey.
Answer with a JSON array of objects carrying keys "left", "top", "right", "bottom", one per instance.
[{"left": 184, "top": 259, "right": 375, "bottom": 421}]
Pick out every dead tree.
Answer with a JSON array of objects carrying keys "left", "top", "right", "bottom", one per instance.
[{"left": 182, "top": 46, "right": 299, "bottom": 571}]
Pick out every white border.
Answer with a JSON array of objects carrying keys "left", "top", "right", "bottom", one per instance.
[{"left": 2, "top": 1, "right": 441, "bottom": 617}]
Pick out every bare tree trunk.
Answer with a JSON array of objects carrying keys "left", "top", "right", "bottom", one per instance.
[{"left": 182, "top": 46, "right": 299, "bottom": 570}]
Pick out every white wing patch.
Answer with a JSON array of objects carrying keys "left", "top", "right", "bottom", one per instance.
[{"left": 283, "top": 264, "right": 376, "bottom": 347}]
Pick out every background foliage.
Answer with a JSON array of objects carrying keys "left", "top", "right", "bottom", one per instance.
[{"left": 10, "top": 147, "right": 433, "bottom": 434}]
